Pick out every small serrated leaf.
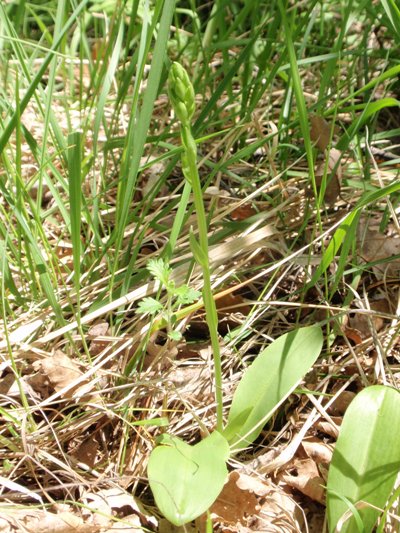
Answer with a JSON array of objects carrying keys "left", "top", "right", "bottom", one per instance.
[
  {"left": 136, "top": 297, "right": 163, "bottom": 315},
  {"left": 168, "top": 330, "right": 182, "bottom": 341},
  {"left": 175, "top": 285, "right": 201, "bottom": 305},
  {"left": 147, "top": 258, "right": 171, "bottom": 286}
]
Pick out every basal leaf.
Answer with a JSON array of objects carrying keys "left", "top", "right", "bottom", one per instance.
[
  {"left": 327, "top": 385, "right": 400, "bottom": 533},
  {"left": 223, "top": 326, "right": 323, "bottom": 451},
  {"left": 148, "top": 431, "right": 229, "bottom": 526}
]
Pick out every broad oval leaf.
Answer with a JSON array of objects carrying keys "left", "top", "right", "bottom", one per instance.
[
  {"left": 148, "top": 431, "right": 229, "bottom": 526},
  {"left": 327, "top": 385, "right": 400, "bottom": 533},
  {"left": 223, "top": 326, "right": 323, "bottom": 451}
]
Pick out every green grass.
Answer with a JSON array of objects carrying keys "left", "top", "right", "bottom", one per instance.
[{"left": 0, "top": 0, "right": 400, "bottom": 530}]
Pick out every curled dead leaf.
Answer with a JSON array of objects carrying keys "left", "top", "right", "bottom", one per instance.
[
  {"left": 343, "top": 326, "right": 363, "bottom": 345},
  {"left": 301, "top": 437, "right": 333, "bottom": 465},
  {"left": 310, "top": 115, "right": 331, "bottom": 151},
  {"left": 315, "top": 416, "right": 341, "bottom": 438},
  {"left": 281, "top": 458, "right": 325, "bottom": 504},
  {"left": 31, "top": 351, "right": 90, "bottom": 400}
]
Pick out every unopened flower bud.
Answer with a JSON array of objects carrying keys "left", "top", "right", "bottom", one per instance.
[{"left": 168, "top": 62, "right": 195, "bottom": 124}]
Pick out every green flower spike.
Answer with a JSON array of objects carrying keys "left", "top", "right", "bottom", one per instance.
[{"left": 168, "top": 62, "right": 195, "bottom": 125}]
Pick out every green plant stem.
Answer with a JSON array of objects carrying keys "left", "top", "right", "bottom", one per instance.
[
  {"left": 182, "top": 125, "right": 224, "bottom": 432},
  {"left": 169, "top": 61, "right": 224, "bottom": 431}
]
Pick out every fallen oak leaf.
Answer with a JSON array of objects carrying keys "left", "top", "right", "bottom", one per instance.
[
  {"left": 32, "top": 350, "right": 90, "bottom": 400},
  {"left": 209, "top": 471, "right": 259, "bottom": 526},
  {"left": 280, "top": 458, "right": 326, "bottom": 504},
  {"left": 310, "top": 114, "right": 331, "bottom": 151}
]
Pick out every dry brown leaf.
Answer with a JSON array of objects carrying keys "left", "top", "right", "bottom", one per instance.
[
  {"left": 358, "top": 218, "right": 400, "bottom": 279},
  {"left": 343, "top": 325, "right": 363, "bottom": 345},
  {"left": 88, "top": 322, "right": 110, "bottom": 356},
  {"left": 301, "top": 437, "right": 333, "bottom": 465},
  {"left": 0, "top": 373, "right": 15, "bottom": 395},
  {"left": 309, "top": 115, "right": 342, "bottom": 205},
  {"left": 31, "top": 350, "right": 88, "bottom": 399},
  {"left": 216, "top": 291, "right": 251, "bottom": 316},
  {"left": 210, "top": 471, "right": 259, "bottom": 526},
  {"left": 257, "top": 489, "right": 305, "bottom": 532},
  {"left": 315, "top": 416, "right": 341, "bottom": 438},
  {"left": 326, "top": 390, "right": 356, "bottom": 416},
  {"left": 0, "top": 509, "right": 95, "bottom": 533},
  {"left": 281, "top": 458, "right": 325, "bottom": 504},
  {"left": 310, "top": 115, "right": 331, "bottom": 151},
  {"left": 71, "top": 434, "right": 99, "bottom": 468},
  {"left": 0, "top": 374, "right": 40, "bottom": 403},
  {"left": 234, "top": 472, "right": 272, "bottom": 497},
  {"left": 314, "top": 147, "right": 342, "bottom": 206},
  {"left": 350, "top": 298, "right": 392, "bottom": 338},
  {"left": 230, "top": 204, "right": 257, "bottom": 221}
]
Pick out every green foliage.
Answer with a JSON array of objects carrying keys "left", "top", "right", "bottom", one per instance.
[
  {"left": 136, "top": 258, "right": 200, "bottom": 341},
  {"left": 223, "top": 326, "right": 324, "bottom": 451},
  {"left": 3, "top": 1, "right": 400, "bottom": 530},
  {"left": 136, "top": 297, "right": 163, "bottom": 315},
  {"left": 148, "top": 432, "right": 229, "bottom": 527},
  {"left": 327, "top": 386, "right": 400, "bottom": 533},
  {"left": 149, "top": 62, "right": 326, "bottom": 527},
  {"left": 381, "top": 0, "right": 400, "bottom": 43},
  {"left": 146, "top": 258, "right": 173, "bottom": 290}
]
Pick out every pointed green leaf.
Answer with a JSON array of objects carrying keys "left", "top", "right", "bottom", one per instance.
[
  {"left": 224, "top": 326, "right": 323, "bottom": 451},
  {"left": 189, "top": 230, "right": 207, "bottom": 268},
  {"left": 148, "top": 431, "right": 229, "bottom": 526},
  {"left": 327, "top": 385, "right": 400, "bottom": 533}
]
